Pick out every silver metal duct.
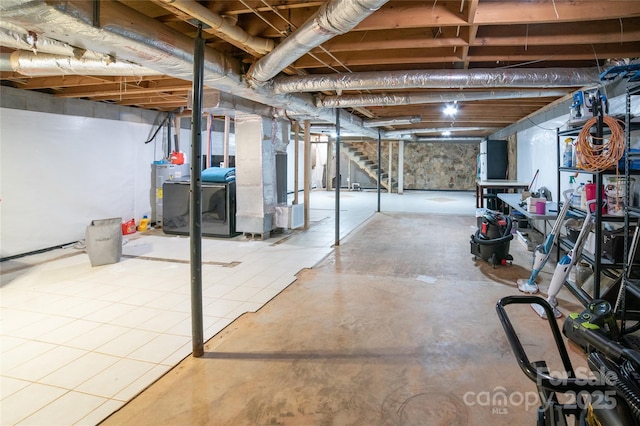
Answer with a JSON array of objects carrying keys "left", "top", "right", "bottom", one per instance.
[
  {"left": 414, "top": 137, "right": 484, "bottom": 144},
  {"left": 159, "top": 0, "right": 274, "bottom": 56},
  {"left": 385, "top": 127, "right": 498, "bottom": 138},
  {"left": 1, "top": 50, "right": 163, "bottom": 76},
  {"left": 363, "top": 115, "right": 422, "bottom": 127},
  {"left": 316, "top": 89, "right": 570, "bottom": 108},
  {"left": 308, "top": 126, "right": 366, "bottom": 137},
  {"left": 188, "top": 89, "right": 274, "bottom": 120},
  {"left": 248, "top": 0, "right": 389, "bottom": 83},
  {"left": 273, "top": 68, "right": 601, "bottom": 94},
  {"left": 0, "top": 0, "right": 378, "bottom": 138},
  {"left": 0, "top": 24, "right": 88, "bottom": 57},
  {"left": 0, "top": 0, "right": 240, "bottom": 89}
]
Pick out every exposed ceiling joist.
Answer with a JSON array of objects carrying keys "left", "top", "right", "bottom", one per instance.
[{"left": 0, "top": 0, "right": 638, "bottom": 137}]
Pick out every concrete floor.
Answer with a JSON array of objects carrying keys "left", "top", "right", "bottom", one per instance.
[
  {"left": 101, "top": 210, "right": 590, "bottom": 425},
  {"left": 2, "top": 190, "right": 482, "bottom": 425}
]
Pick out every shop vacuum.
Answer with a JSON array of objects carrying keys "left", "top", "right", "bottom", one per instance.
[{"left": 470, "top": 210, "right": 513, "bottom": 267}]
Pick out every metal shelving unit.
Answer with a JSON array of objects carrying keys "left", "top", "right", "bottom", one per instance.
[
  {"left": 556, "top": 129, "right": 616, "bottom": 302},
  {"left": 618, "top": 84, "right": 640, "bottom": 331},
  {"left": 555, "top": 89, "right": 640, "bottom": 306}
]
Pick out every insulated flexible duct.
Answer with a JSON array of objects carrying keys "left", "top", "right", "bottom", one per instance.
[
  {"left": 1, "top": 50, "right": 163, "bottom": 76},
  {"left": 0, "top": 0, "right": 378, "bottom": 138},
  {"left": 385, "top": 127, "right": 495, "bottom": 138},
  {"left": 248, "top": 0, "right": 389, "bottom": 83},
  {"left": 273, "top": 68, "right": 601, "bottom": 94},
  {"left": 0, "top": 24, "right": 87, "bottom": 57},
  {"left": 316, "top": 89, "right": 571, "bottom": 108},
  {"left": 363, "top": 115, "right": 422, "bottom": 127},
  {"left": 159, "top": 0, "right": 274, "bottom": 56}
]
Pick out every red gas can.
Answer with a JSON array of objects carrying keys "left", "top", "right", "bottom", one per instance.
[{"left": 170, "top": 151, "right": 184, "bottom": 165}]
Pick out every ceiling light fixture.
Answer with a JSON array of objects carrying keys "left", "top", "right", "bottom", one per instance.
[
  {"left": 363, "top": 115, "right": 422, "bottom": 127},
  {"left": 443, "top": 104, "right": 457, "bottom": 116}
]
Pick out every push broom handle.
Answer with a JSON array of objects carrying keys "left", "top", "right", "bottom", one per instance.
[{"left": 529, "top": 169, "right": 539, "bottom": 192}]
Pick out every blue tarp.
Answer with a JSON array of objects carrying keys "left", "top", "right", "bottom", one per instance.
[{"left": 201, "top": 167, "right": 236, "bottom": 183}]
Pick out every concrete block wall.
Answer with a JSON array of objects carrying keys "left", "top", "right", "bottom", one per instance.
[{"left": 0, "top": 86, "right": 159, "bottom": 124}]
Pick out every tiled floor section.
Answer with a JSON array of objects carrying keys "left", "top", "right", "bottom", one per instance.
[{"left": 0, "top": 190, "right": 477, "bottom": 425}]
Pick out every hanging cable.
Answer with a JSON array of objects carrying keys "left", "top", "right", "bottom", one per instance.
[
  {"left": 144, "top": 113, "right": 170, "bottom": 144},
  {"left": 575, "top": 115, "right": 625, "bottom": 172},
  {"left": 575, "top": 114, "right": 626, "bottom": 212},
  {"left": 144, "top": 108, "right": 182, "bottom": 144}
]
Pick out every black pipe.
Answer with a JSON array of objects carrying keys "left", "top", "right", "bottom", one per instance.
[
  {"left": 335, "top": 109, "right": 341, "bottom": 246},
  {"left": 377, "top": 128, "right": 381, "bottom": 212},
  {"left": 174, "top": 116, "right": 180, "bottom": 153},
  {"left": 594, "top": 97, "right": 604, "bottom": 298},
  {"left": 144, "top": 113, "right": 171, "bottom": 145},
  {"left": 190, "top": 23, "right": 205, "bottom": 358},
  {"left": 167, "top": 112, "right": 173, "bottom": 158},
  {"left": 92, "top": 0, "right": 100, "bottom": 27}
]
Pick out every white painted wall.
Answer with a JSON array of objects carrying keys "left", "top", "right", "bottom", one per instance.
[
  {"left": 0, "top": 108, "right": 165, "bottom": 257},
  {"left": 285, "top": 139, "right": 327, "bottom": 193},
  {"left": 3, "top": 88, "right": 637, "bottom": 257},
  {"left": 516, "top": 116, "right": 568, "bottom": 200}
]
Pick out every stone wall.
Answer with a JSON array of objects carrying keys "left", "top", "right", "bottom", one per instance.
[
  {"left": 403, "top": 143, "right": 479, "bottom": 190},
  {"left": 341, "top": 141, "right": 479, "bottom": 191}
]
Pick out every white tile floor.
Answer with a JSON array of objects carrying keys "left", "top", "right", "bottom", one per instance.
[{"left": 0, "top": 190, "right": 476, "bottom": 425}]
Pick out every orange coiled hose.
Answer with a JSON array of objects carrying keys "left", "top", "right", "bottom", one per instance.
[{"left": 575, "top": 115, "right": 626, "bottom": 173}]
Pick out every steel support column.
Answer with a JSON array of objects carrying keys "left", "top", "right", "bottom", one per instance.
[
  {"left": 388, "top": 142, "right": 392, "bottom": 193},
  {"left": 190, "top": 24, "right": 205, "bottom": 358},
  {"left": 377, "top": 129, "right": 381, "bottom": 212},
  {"left": 223, "top": 115, "right": 230, "bottom": 168},
  {"left": 398, "top": 140, "right": 404, "bottom": 194},
  {"left": 294, "top": 121, "right": 300, "bottom": 205},
  {"left": 206, "top": 114, "right": 212, "bottom": 169},
  {"left": 304, "top": 120, "right": 311, "bottom": 229},
  {"left": 335, "top": 109, "right": 341, "bottom": 246}
]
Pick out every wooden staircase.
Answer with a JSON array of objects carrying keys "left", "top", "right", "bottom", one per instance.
[{"left": 343, "top": 142, "right": 397, "bottom": 192}]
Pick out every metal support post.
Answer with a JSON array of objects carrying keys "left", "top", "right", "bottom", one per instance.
[
  {"left": 190, "top": 23, "right": 205, "bottom": 358},
  {"left": 377, "top": 129, "right": 381, "bottom": 212},
  {"left": 304, "top": 120, "right": 311, "bottom": 229},
  {"left": 223, "top": 115, "right": 230, "bottom": 168},
  {"left": 294, "top": 121, "right": 300, "bottom": 205},
  {"left": 398, "top": 140, "right": 404, "bottom": 194},
  {"left": 388, "top": 141, "right": 393, "bottom": 193},
  {"left": 335, "top": 109, "right": 341, "bottom": 246}
]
